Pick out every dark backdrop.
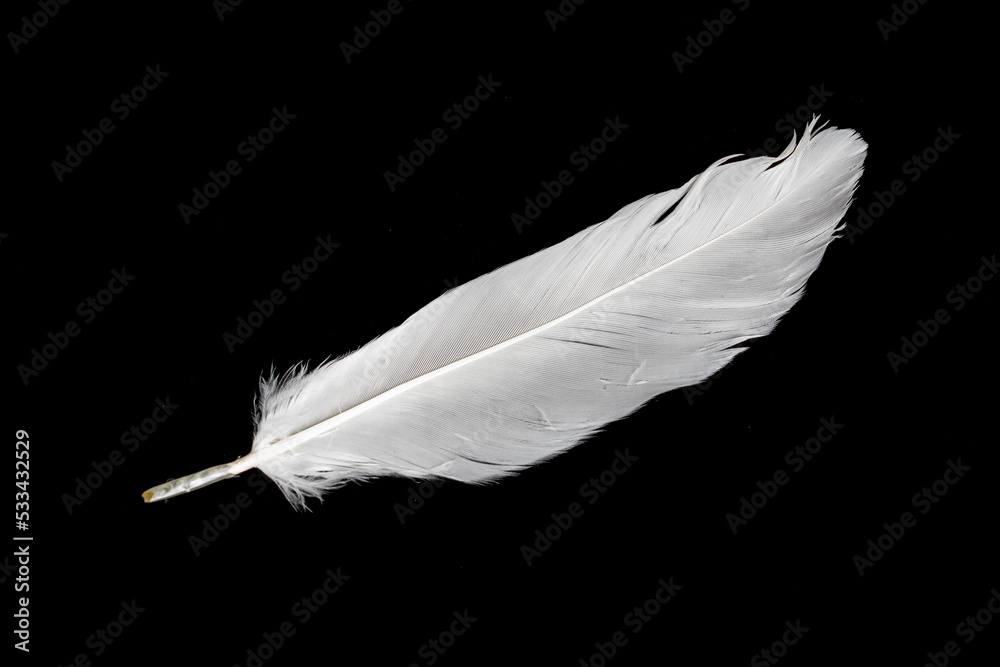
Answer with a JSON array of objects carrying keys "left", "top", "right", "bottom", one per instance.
[{"left": 6, "top": 1, "right": 993, "bottom": 666}]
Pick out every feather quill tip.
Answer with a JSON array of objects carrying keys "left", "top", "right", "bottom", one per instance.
[{"left": 141, "top": 462, "right": 239, "bottom": 504}]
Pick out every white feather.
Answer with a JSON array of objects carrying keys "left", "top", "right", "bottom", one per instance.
[{"left": 143, "top": 117, "right": 866, "bottom": 509}]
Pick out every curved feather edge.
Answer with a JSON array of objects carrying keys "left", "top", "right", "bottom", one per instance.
[{"left": 241, "top": 117, "right": 866, "bottom": 509}]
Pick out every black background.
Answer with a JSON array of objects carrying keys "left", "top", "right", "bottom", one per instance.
[{"left": 5, "top": 1, "right": 994, "bottom": 666}]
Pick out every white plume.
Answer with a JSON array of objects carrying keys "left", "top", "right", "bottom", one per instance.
[{"left": 143, "top": 117, "right": 866, "bottom": 509}]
